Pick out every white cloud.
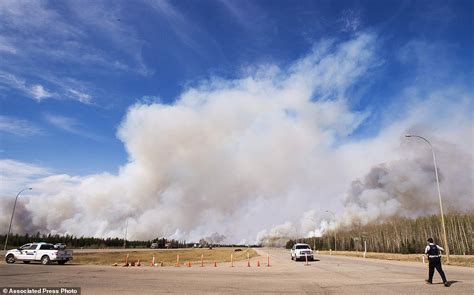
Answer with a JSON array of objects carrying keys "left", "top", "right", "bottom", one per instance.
[
  {"left": 0, "top": 33, "right": 471, "bottom": 243},
  {"left": 0, "top": 116, "right": 42, "bottom": 137},
  {"left": 30, "top": 85, "right": 53, "bottom": 101}
]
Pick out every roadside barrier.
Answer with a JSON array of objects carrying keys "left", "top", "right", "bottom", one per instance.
[{"left": 114, "top": 251, "right": 275, "bottom": 269}]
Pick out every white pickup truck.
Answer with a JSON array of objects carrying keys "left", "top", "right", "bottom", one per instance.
[
  {"left": 291, "top": 243, "right": 314, "bottom": 261},
  {"left": 5, "top": 242, "right": 73, "bottom": 265}
]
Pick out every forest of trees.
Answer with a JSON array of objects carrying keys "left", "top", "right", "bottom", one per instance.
[
  {"left": 287, "top": 212, "right": 473, "bottom": 255},
  {"left": 0, "top": 232, "right": 189, "bottom": 249}
]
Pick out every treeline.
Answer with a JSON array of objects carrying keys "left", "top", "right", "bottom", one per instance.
[
  {"left": 0, "top": 232, "right": 187, "bottom": 249},
  {"left": 287, "top": 212, "right": 473, "bottom": 255}
]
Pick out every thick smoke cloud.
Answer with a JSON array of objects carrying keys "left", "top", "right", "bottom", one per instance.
[
  {"left": 0, "top": 32, "right": 472, "bottom": 244},
  {"left": 341, "top": 139, "right": 474, "bottom": 226}
]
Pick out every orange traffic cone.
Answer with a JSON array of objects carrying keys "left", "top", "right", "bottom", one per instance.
[
  {"left": 214, "top": 261, "right": 217, "bottom": 267},
  {"left": 267, "top": 254, "right": 271, "bottom": 267},
  {"left": 257, "top": 260, "right": 260, "bottom": 267},
  {"left": 201, "top": 254, "right": 204, "bottom": 267},
  {"left": 123, "top": 253, "right": 129, "bottom": 267},
  {"left": 136, "top": 259, "right": 141, "bottom": 267},
  {"left": 187, "top": 261, "right": 192, "bottom": 267},
  {"left": 151, "top": 256, "right": 155, "bottom": 267},
  {"left": 231, "top": 254, "right": 234, "bottom": 267},
  {"left": 247, "top": 260, "right": 251, "bottom": 267},
  {"left": 176, "top": 254, "right": 180, "bottom": 267}
]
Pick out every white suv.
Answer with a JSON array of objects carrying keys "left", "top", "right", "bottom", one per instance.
[{"left": 291, "top": 243, "right": 314, "bottom": 261}]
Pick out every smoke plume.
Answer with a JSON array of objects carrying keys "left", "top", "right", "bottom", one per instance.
[{"left": 0, "top": 32, "right": 472, "bottom": 244}]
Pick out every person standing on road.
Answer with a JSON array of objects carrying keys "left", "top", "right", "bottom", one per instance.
[{"left": 425, "top": 237, "right": 449, "bottom": 287}]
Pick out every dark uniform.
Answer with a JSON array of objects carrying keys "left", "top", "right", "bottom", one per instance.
[{"left": 424, "top": 240, "right": 448, "bottom": 286}]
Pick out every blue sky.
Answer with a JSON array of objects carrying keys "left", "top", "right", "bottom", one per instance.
[
  {"left": 1, "top": 0, "right": 471, "bottom": 175},
  {"left": 0, "top": 1, "right": 473, "bottom": 240}
]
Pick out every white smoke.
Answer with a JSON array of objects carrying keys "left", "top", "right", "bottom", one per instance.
[{"left": 1, "top": 32, "right": 472, "bottom": 244}]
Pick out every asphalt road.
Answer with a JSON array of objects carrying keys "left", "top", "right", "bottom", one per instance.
[{"left": 1, "top": 248, "right": 473, "bottom": 294}]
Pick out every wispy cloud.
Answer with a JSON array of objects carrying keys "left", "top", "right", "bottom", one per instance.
[
  {"left": 0, "top": 115, "right": 43, "bottom": 136},
  {"left": 339, "top": 9, "right": 362, "bottom": 33},
  {"left": 0, "top": 159, "right": 51, "bottom": 196},
  {"left": 0, "top": 72, "right": 54, "bottom": 101},
  {"left": 0, "top": 71, "right": 94, "bottom": 104},
  {"left": 44, "top": 114, "right": 105, "bottom": 141},
  {"left": 0, "top": 0, "right": 150, "bottom": 106},
  {"left": 67, "top": 89, "right": 92, "bottom": 104},
  {"left": 146, "top": 0, "right": 224, "bottom": 60},
  {"left": 0, "top": 36, "right": 17, "bottom": 54}
]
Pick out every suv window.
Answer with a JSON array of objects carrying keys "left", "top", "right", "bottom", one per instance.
[
  {"left": 20, "top": 244, "right": 31, "bottom": 250},
  {"left": 295, "top": 245, "right": 310, "bottom": 250},
  {"left": 28, "top": 244, "right": 38, "bottom": 250},
  {"left": 39, "top": 244, "right": 55, "bottom": 250}
]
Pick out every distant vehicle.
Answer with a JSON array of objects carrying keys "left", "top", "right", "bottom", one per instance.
[
  {"left": 5, "top": 242, "right": 73, "bottom": 265},
  {"left": 291, "top": 243, "right": 314, "bottom": 261},
  {"left": 150, "top": 243, "right": 158, "bottom": 249}
]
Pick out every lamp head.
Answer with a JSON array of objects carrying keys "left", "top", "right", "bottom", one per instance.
[{"left": 405, "top": 134, "right": 413, "bottom": 138}]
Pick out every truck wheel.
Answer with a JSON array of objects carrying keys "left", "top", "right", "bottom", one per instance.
[
  {"left": 41, "top": 255, "right": 51, "bottom": 265},
  {"left": 58, "top": 261, "right": 66, "bottom": 265},
  {"left": 5, "top": 254, "right": 15, "bottom": 264}
]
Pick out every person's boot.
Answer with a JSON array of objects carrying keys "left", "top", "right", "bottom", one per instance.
[{"left": 425, "top": 280, "right": 432, "bottom": 284}]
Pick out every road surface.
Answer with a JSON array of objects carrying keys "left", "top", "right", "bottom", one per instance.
[{"left": 1, "top": 248, "right": 472, "bottom": 294}]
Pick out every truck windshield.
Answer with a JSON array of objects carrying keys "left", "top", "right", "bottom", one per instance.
[{"left": 296, "top": 245, "right": 310, "bottom": 249}]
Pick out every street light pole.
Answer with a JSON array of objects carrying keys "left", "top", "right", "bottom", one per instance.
[
  {"left": 325, "top": 210, "right": 337, "bottom": 252},
  {"left": 405, "top": 134, "right": 450, "bottom": 264},
  {"left": 123, "top": 218, "right": 129, "bottom": 249},
  {"left": 4, "top": 188, "right": 32, "bottom": 251}
]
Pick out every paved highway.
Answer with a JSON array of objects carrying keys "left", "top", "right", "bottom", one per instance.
[{"left": 1, "top": 248, "right": 472, "bottom": 294}]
